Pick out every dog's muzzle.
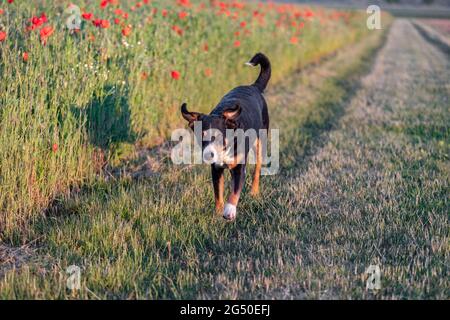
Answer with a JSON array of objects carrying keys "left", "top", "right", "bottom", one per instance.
[{"left": 203, "top": 143, "right": 234, "bottom": 166}]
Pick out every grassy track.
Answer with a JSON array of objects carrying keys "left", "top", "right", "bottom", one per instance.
[
  {"left": 0, "top": 9, "right": 448, "bottom": 299},
  {"left": 0, "top": 1, "right": 373, "bottom": 235},
  {"left": 0, "top": 20, "right": 394, "bottom": 298}
]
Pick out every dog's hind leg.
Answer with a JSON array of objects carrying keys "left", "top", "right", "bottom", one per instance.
[
  {"left": 212, "top": 165, "right": 225, "bottom": 215},
  {"left": 223, "top": 164, "right": 246, "bottom": 220},
  {"left": 250, "top": 138, "right": 262, "bottom": 197}
]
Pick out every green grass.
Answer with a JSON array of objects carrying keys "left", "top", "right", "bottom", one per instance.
[
  {"left": 0, "top": 0, "right": 373, "bottom": 235},
  {"left": 1, "top": 2, "right": 447, "bottom": 300},
  {"left": 0, "top": 20, "right": 397, "bottom": 299}
]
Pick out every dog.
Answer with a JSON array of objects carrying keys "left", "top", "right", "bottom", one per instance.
[{"left": 181, "top": 53, "right": 271, "bottom": 220}]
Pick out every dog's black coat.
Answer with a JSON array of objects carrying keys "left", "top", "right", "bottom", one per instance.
[
  {"left": 181, "top": 53, "right": 271, "bottom": 220},
  {"left": 182, "top": 52, "right": 270, "bottom": 144}
]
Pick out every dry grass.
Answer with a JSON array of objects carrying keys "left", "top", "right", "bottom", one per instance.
[
  {"left": 0, "top": 0, "right": 372, "bottom": 235},
  {"left": 0, "top": 15, "right": 447, "bottom": 300}
]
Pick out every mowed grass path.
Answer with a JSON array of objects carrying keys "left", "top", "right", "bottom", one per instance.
[{"left": 1, "top": 19, "right": 448, "bottom": 299}]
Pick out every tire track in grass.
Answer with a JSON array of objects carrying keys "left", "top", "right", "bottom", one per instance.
[{"left": 280, "top": 19, "right": 449, "bottom": 299}]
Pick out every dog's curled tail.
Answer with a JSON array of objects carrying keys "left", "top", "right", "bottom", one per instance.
[{"left": 246, "top": 53, "right": 271, "bottom": 92}]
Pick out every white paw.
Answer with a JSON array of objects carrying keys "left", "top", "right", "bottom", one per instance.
[{"left": 223, "top": 203, "right": 237, "bottom": 221}]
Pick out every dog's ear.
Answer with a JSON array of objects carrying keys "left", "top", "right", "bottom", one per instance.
[
  {"left": 222, "top": 104, "right": 241, "bottom": 121},
  {"left": 181, "top": 103, "right": 202, "bottom": 123}
]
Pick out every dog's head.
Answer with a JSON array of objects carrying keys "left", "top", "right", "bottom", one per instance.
[{"left": 181, "top": 103, "right": 241, "bottom": 166}]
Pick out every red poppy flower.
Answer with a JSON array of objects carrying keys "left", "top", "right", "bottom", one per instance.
[
  {"left": 82, "top": 12, "right": 93, "bottom": 20},
  {"left": 177, "top": 0, "right": 191, "bottom": 7},
  {"left": 122, "top": 26, "right": 132, "bottom": 37},
  {"left": 101, "top": 19, "right": 110, "bottom": 28},
  {"left": 178, "top": 11, "right": 188, "bottom": 19},
  {"left": 162, "top": 9, "right": 168, "bottom": 17},
  {"left": 40, "top": 26, "right": 54, "bottom": 44},
  {"left": 94, "top": 19, "right": 110, "bottom": 28},
  {"left": 31, "top": 13, "right": 47, "bottom": 28},
  {"left": 204, "top": 68, "right": 212, "bottom": 77},
  {"left": 0, "top": 9, "right": 4, "bottom": 15},
  {"left": 203, "top": 43, "right": 209, "bottom": 52},
  {"left": 100, "top": 0, "right": 109, "bottom": 9},
  {"left": 114, "top": 8, "right": 123, "bottom": 15},
  {"left": 171, "top": 25, "right": 183, "bottom": 36},
  {"left": 22, "top": 51, "right": 29, "bottom": 62},
  {"left": 7, "top": 0, "right": 13, "bottom": 3},
  {"left": 114, "top": 18, "right": 121, "bottom": 25},
  {"left": 141, "top": 72, "right": 148, "bottom": 80},
  {"left": 52, "top": 143, "right": 58, "bottom": 153},
  {"left": 0, "top": 31, "right": 6, "bottom": 41},
  {"left": 240, "top": 21, "right": 246, "bottom": 28},
  {"left": 93, "top": 19, "right": 102, "bottom": 27},
  {"left": 290, "top": 36, "right": 298, "bottom": 44},
  {"left": 171, "top": 70, "right": 180, "bottom": 80},
  {"left": 233, "top": 40, "right": 241, "bottom": 47}
]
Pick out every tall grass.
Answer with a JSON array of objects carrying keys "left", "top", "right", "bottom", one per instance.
[{"left": 0, "top": 0, "right": 370, "bottom": 237}]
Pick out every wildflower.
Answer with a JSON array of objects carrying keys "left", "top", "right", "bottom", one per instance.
[
  {"left": 114, "top": 9, "right": 123, "bottom": 15},
  {"left": 7, "top": 0, "right": 14, "bottom": 3},
  {"left": 0, "top": 31, "right": 6, "bottom": 41},
  {"left": 122, "top": 26, "right": 132, "bottom": 37},
  {"left": 171, "top": 70, "right": 180, "bottom": 80},
  {"left": 240, "top": 21, "right": 246, "bottom": 28},
  {"left": 30, "top": 13, "right": 47, "bottom": 29},
  {"left": 23, "top": 51, "right": 29, "bottom": 62},
  {"left": 162, "top": 9, "right": 168, "bottom": 17},
  {"left": 82, "top": 12, "right": 93, "bottom": 20},
  {"left": 101, "top": 19, "right": 110, "bottom": 28},
  {"left": 94, "top": 19, "right": 110, "bottom": 28},
  {"left": 204, "top": 68, "right": 212, "bottom": 77},
  {"left": 290, "top": 36, "right": 298, "bottom": 44},
  {"left": 100, "top": 0, "right": 109, "bottom": 9},
  {"left": 52, "top": 143, "right": 58, "bottom": 153},
  {"left": 0, "top": 9, "right": 4, "bottom": 15},
  {"left": 114, "top": 18, "right": 121, "bottom": 25},
  {"left": 40, "top": 26, "right": 54, "bottom": 44},
  {"left": 203, "top": 43, "right": 209, "bottom": 52},
  {"left": 141, "top": 72, "right": 148, "bottom": 80},
  {"left": 172, "top": 25, "right": 183, "bottom": 36},
  {"left": 178, "top": 11, "right": 188, "bottom": 19},
  {"left": 93, "top": 19, "right": 102, "bottom": 27},
  {"left": 233, "top": 40, "right": 241, "bottom": 47},
  {"left": 177, "top": 0, "right": 191, "bottom": 7}
]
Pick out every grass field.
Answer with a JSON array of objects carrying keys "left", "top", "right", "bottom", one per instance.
[
  {"left": 0, "top": 1, "right": 449, "bottom": 300},
  {"left": 0, "top": 0, "right": 372, "bottom": 237}
]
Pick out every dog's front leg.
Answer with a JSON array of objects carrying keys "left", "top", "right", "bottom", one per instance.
[
  {"left": 223, "top": 164, "right": 246, "bottom": 220},
  {"left": 211, "top": 165, "right": 225, "bottom": 215}
]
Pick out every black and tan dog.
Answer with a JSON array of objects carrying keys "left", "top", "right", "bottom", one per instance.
[{"left": 181, "top": 53, "right": 271, "bottom": 220}]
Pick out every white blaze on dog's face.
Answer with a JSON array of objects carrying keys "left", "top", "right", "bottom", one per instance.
[{"left": 181, "top": 102, "right": 242, "bottom": 167}]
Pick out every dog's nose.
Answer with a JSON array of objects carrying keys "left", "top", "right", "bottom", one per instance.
[{"left": 203, "top": 144, "right": 219, "bottom": 164}]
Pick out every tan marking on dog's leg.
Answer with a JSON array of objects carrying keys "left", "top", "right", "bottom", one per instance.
[{"left": 251, "top": 138, "right": 262, "bottom": 197}]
